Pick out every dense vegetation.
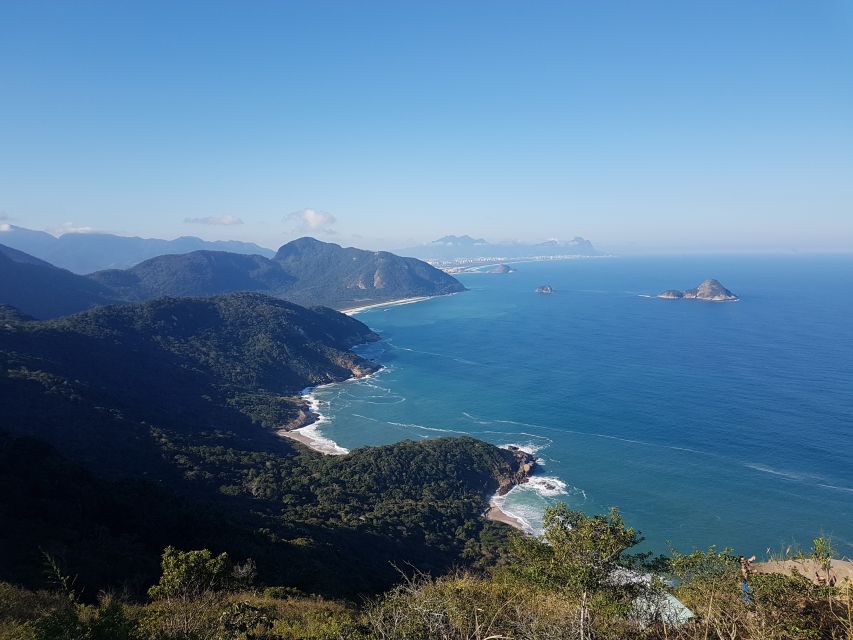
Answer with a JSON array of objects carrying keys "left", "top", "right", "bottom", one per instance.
[
  {"left": 2, "top": 291, "right": 848, "bottom": 639},
  {"left": 90, "top": 237, "right": 465, "bottom": 310},
  {"left": 270, "top": 237, "right": 465, "bottom": 308},
  {"left": 1, "top": 506, "right": 849, "bottom": 639},
  {"left": 0, "top": 237, "right": 465, "bottom": 318},
  {"left": 0, "top": 294, "right": 526, "bottom": 599},
  {"left": 0, "top": 244, "right": 119, "bottom": 319}
]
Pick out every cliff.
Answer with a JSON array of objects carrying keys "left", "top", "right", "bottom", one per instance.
[{"left": 495, "top": 445, "right": 537, "bottom": 495}]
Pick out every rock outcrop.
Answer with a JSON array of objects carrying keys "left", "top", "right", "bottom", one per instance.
[
  {"left": 658, "top": 279, "right": 737, "bottom": 301},
  {"left": 535, "top": 285, "right": 554, "bottom": 294},
  {"left": 495, "top": 446, "right": 537, "bottom": 496}
]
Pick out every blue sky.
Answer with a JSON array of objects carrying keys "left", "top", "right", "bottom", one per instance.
[{"left": 1, "top": 1, "right": 851, "bottom": 253}]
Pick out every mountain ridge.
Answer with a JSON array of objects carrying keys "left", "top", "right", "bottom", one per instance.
[
  {"left": 399, "top": 235, "right": 600, "bottom": 262},
  {"left": 0, "top": 224, "right": 275, "bottom": 273},
  {"left": 1, "top": 238, "right": 465, "bottom": 318}
]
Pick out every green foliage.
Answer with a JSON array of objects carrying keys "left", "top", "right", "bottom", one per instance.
[
  {"left": 148, "top": 547, "right": 230, "bottom": 601},
  {"left": 669, "top": 546, "right": 737, "bottom": 587},
  {"left": 501, "top": 504, "right": 641, "bottom": 596},
  {"left": 811, "top": 534, "right": 834, "bottom": 577},
  {"left": 219, "top": 601, "right": 274, "bottom": 639}
]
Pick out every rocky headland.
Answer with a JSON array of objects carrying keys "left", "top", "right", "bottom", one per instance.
[
  {"left": 281, "top": 362, "right": 382, "bottom": 433},
  {"left": 658, "top": 279, "right": 738, "bottom": 301},
  {"left": 495, "top": 445, "right": 537, "bottom": 495}
]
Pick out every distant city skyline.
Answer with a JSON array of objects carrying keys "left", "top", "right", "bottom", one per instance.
[{"left": 1, "top": 1, "right": 851, "bottom": 254}]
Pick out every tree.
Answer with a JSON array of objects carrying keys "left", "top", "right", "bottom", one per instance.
[
  {"left": 148, "top": 547, "right": 230, "bottom": 601},
  {"left": 501, "top": 504, "right": 642, "bottom": 640},
  {"left": 811, "top": 535, "right": 835, "bottom": 584},
  {"left": 505, "top": 504, "right": 641, "bottom": 594}
]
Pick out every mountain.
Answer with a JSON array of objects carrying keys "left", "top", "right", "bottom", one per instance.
[
  {"left": 0, "top": 243, "right": 120, "bottom": 319},
  {"left": 658, "top": 279, "right": 738, "bottom": 301},
  {"left": 0, "top": 293, "right": 530, "bottom": 597},
  {"left": 399, "top": 235, "right": 600, "bottom": 262},
  {"left": 88, "top": 237, "right": 465, "bottom": 309},
  {"left": 432, "top": 234, "right": 488, "bottom": 246},
  {"left": 272, "top": 237, "right": 465, "bottom": 307},
  {"left": 1, "top": 292, "right": 380, "bottom": 462},
  {"left": 89, "top": 251, "right": 296, "bottom": 301},
  {"left": 1, "top": 238, "right": 465, "bottom": 318},
  {"left": 0, "top": 224, "right": 275, "bottom": 273}
]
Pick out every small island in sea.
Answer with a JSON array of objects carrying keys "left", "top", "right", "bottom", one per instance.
[
  {"left": 488, "top": 263, "right": 516, "bottom": 274},
  {"left": 535, "top": 284, "right": 554, "bottom": 294},
  {"left": 658, "top": 278, "right": 738, "bottom": 301}
]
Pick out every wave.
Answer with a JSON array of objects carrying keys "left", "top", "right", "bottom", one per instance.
[
  {"left": 491, "top": 476, "right": 588, "bottom": 536},
  {"left": 743, "top": 463, "right": 823, "bottom": 483},
  {"left": 464, "top": 411, "right": 709, "bottom": 456},
  {"left": 499, "top": 442, "right": 544, "bottom": 456},
  {"left": 296, "top": 422, "right": 350, "bottom": 455},
  {"left": 818, "top": 483, "right": 853, "bottom": 494},
  {"left": 394, "top": 345, "right": 481, "bottom": 366},
  {"left": 387, "top": 421, "right": 470, "bottom": 435},
  {"left": 517, "top": 476, "right": 572, "bottom": 498}
]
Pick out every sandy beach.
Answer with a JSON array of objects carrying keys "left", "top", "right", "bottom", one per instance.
[
  {"left": 342, "top": 296, "right": 433, "bottom": 316},
  {"left": 276, "top": 428, "right": 319, "bottom": 450},
  {"left": 485, "top": 499, "right": 528, "bottom": 532}
]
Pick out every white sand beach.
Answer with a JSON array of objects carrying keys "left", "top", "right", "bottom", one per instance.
[
  {"left": 342, "top": 296, "right": 433, "bottom": 316},
  {"left": 485, "top": 498, "right": 528, "bottom": 532}
]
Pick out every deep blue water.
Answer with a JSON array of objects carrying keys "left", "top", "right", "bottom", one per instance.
[{"left": 308, "top": 256, "right": 853, "bottom": 556}]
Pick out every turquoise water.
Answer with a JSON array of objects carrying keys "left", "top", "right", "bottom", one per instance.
[{"left": 309, "top": 256, "right": 853, "bottom": 556}]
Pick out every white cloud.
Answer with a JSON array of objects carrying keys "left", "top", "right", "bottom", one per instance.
[
  {"left": 285, "top": 208, "right": 337, "bottom": 234},
  {"left": 184, "top": 215, "right": 244, "bottom": 226},
  {"left": 50, "top": 222, "right": 97, "bottom": 235}
]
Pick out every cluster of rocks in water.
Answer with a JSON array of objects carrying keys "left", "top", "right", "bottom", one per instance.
[
  {"left": 535, "top": 285, "right": 553, "bottom": 294},
  {"left": 658, "top": 279, "right": 738, "bottom": 301}
]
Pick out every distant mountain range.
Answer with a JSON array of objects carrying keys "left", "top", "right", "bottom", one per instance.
[
  {"left": 0, "top": 225, "right": 275, "bottom": 273},
  {"left": 0, "top": 243, "right": 119, "bottom": 319},
  {"left": 398, "top": 234, "right": 601, "bottom": 262},
  {"left": 1, "top": 237, "right": 465, "bottom": 319}
]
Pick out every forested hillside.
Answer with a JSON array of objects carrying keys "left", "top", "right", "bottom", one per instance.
[
  {"left": 2, "top": 238, "right": 465, "bottom": 318},
  {"left": 0, "top": 243, "right": 119, "bottom": 319},
  {"left": 0, "top": 293, "right": 529, "bottom": 600}
]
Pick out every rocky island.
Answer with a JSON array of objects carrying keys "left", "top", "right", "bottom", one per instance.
[
  {"left": 658, "top": 279, "right": 738, "bottom": 301},
  {"left": 535, "top": 285, "right": 554, "bottom": 294},
  {"left": 488, "top": 263, "right": 516, "bottom": 274}
]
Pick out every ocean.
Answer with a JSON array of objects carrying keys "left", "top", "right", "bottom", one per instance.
[{"left": 304, "top": 256, "right": 853, "bottom": 557}]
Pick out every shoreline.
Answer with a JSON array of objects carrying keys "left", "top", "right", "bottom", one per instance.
[
  {"left": 485, "top": 498, "right": 529, "bottom": 532},
  {"left": 276, "top": 368, "right": 384, "bottom": 456},
  {"left": 342, "top": 296, "right": 434, "bottom": 316}
]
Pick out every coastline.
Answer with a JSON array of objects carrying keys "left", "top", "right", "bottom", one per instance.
[
  {"left": 276, "top": 368, "right": 384, "bottom": 456},
  {"left": 485, "top": 498, "right": 529, "bottom": 532},
  {"left": 342, "top": 296, "right": 433, "bottom": 316},
  {"left": 279, "top": 293, "right": 449, "bottom": 453}
]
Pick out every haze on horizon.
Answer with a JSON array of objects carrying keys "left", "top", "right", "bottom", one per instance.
[{"left": 1, "top": 1, "right": 851, "bottom": 255}]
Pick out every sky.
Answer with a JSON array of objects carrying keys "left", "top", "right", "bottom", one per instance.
[{"left": 1, "top": 0, "right": 851, "bottom": 254}]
